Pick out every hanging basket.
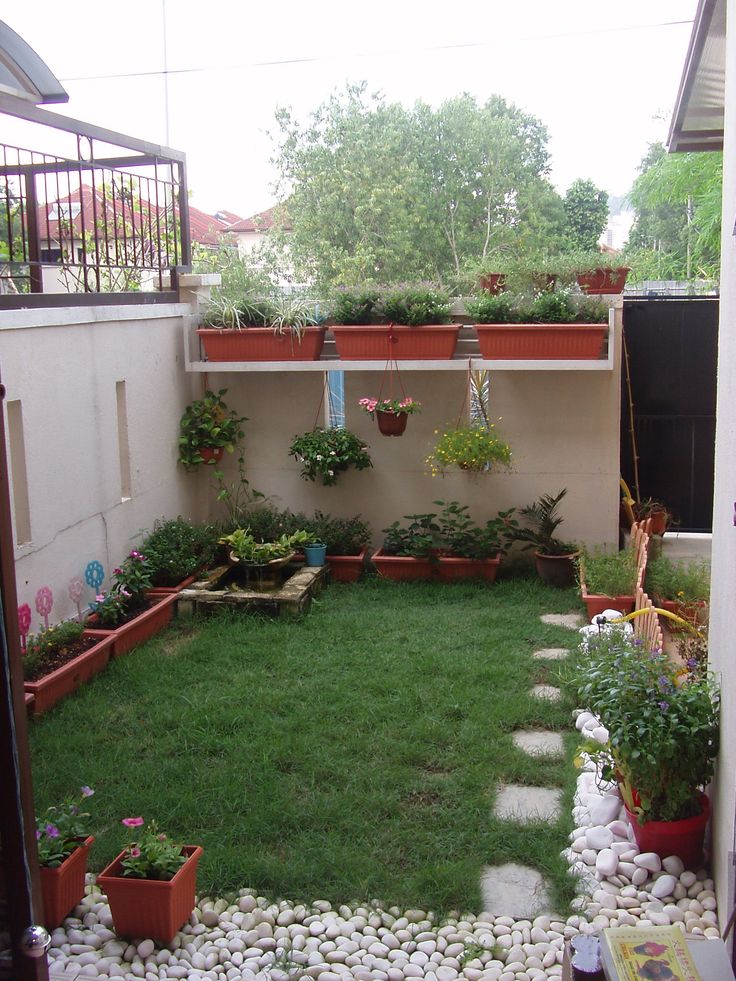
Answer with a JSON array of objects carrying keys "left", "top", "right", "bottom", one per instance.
[{"left": 376, "top": 411, "right": 408, "bottom": 437}]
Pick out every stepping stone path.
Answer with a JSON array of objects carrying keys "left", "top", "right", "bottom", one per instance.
[
  {"left": 513, "top": 729, "right": 564, "bottom": 756},
  {"left": 494, "top": 783, "right": 563, "bottom": 823},
  {"left": 531, "top": 683, "right": 562, "bottom": 701},
  {"left": 533, "top": 647, "right": 570, "bottom": 660},
  {"left": 540, "top": 612, "right": 584, "bottom": 629},
  {"left": 480, "top": 863, "right": 554, "bottom": 918}
]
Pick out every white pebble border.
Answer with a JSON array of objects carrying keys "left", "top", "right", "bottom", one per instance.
[{"left": 43, "top": 712, "right": 720, "bottom": 980}]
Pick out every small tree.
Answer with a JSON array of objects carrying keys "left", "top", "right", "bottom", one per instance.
[{"left": 563, "top": 178, "right": 609, "bottom": 251}]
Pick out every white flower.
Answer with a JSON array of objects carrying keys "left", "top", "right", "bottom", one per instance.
[
  {"left": 330, "top": 450, "right": 336, "bottom": 455},
  {"left": 328, "top": 470, "right": 334, "bottom": 476},
  {"left": 316, "top": 454, "right": 323, "bottom": 461}
]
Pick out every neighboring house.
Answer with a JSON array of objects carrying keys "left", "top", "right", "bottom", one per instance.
[
  {"left": 226, "top": 204, "right": 291, "bottom": 258},
  {"left": 668, "top": 0, "right": 734, "bottom": 949}
]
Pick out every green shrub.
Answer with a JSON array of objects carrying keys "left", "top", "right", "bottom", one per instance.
[
  {"left": 331, "top": 288, "right": 380, "bottom": 325},
  {"left": 464, "top": 293, "right": 516, "bottom": 324},
  {"left": 645, "top": 556, "right": 711, "bottom": 604},
  {"left": 24, "top": 621, "right": 86, "bottom": 682},
  {"left": 579, "top": 547, "right": 638, "bottom": 596},
  {"left": 140, "top": 517, "right": 219, "bottom": 586},
  {"left": 379, "top": 284, "right": 450, "bottom": 326}
]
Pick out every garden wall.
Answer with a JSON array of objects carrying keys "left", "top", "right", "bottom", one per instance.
[{"left": 0, "top": 302, "right": 203, "bottom": 627}]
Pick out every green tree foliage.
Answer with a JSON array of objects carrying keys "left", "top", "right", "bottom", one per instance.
[
  {"left": 563, "top": 178, "right": 609, "bottom": 251},
  {"left": 271, "top": 84, "right": 563, "bottom": 288},
  {"left": 626, "top": 143, "right": 722, "bottom": 281}
]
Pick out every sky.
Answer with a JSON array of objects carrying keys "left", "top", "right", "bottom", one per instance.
[{"left": 4, "top": 0, "right": 697, "bottom": 221}]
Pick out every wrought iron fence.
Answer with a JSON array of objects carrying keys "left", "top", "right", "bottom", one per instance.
[{"left": 0, "top": 102, "right": 190, "bottom": 307}]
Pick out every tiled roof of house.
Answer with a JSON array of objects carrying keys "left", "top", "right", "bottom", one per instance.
[{"left": 227, "top": 205, "right": 291, "bottom": 233}]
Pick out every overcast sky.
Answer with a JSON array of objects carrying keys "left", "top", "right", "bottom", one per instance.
[{"left": 5, "top": 1, "right": 697, "bottom": 220}]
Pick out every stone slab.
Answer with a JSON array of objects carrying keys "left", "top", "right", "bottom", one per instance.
[
  {"left": 531, "top": 684, "right": 562, "bottom": 701},
  {"left": 493, "top": 783, "right": 562, "bottom": 823},
  {"left": 512, "top": 729, "right": 564, "bottom": 756},
  {"left": 480, "top": 863, "right": 554, "bottom": 918},
  {"left": 532, "top": 647, "right": 570, "bottom": 660},
  {"left": 540, "top": 613, "right": 584, "bottom": 629}
]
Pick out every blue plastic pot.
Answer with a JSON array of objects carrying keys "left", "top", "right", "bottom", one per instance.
[{"left": 304, "top": 543, "right": 327, "bottom": 567}]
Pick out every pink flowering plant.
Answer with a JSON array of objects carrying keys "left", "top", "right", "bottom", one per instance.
[
  {"left": 358, "top": 396, "right": 421, "bottom": 418},
  {"left": 35, "top": 786, "right": 95, "bottom": 867},
  {"left": 89, "top": 550, "right": 153, "bottom": 626},
  {"left": 119, "top": 818, "right": 187, "bottom": 881}
]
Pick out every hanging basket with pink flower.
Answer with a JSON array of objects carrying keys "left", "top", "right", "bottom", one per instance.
[{"left": 358, "top": 396, "right": 421, "bottom": 436}]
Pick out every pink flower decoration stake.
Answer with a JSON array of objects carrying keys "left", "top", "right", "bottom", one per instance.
[
  {"left": 18, "top": 603, "right": 31, "bottom": 653},
  {"left": 35, "top": 586, "right": 53, "bottom": 630},
  {"left": 68, "top": 576, "right": 84, "bottom": 621}
]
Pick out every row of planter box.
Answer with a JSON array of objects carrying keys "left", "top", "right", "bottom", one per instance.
[{"left": 197, "top": 322, "right": 609, "bottom": 362}]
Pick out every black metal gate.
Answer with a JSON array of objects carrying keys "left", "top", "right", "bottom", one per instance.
[{"left": 621, "top": 298, "right": 718, "bottom": 532}]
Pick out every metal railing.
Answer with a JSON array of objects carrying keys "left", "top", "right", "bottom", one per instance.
[{"left": 0, "top": 96, "right": 190, "bottom": 308}]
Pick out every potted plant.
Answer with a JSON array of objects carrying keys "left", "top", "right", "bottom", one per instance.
[
  {"left": 141, "top": 517, "right": 219, "bottom": 592},
  {"left": 303, "top": 541, "right": 327, "bottom": 567},
  {"left": 178, "top": 389, "right": 246, "bottom": 469},
  {"left": 560, "top": 249, "right": 631, "bottom": 294},
  {"left": 37, "top": 786, "right": 96, "bottom": 929},
  {"left": 645, "top": 555, "right": 710, "bottom": 627},
  {"left": 331, "top": 284, "right": 460, "bottom": 360},
  {"left": 433, "top": 500, "right": 518, "bottom": 582},
  {"left": 574, "top": 631, "right": 719, "bottom": 867},
  {"left": 219, "top": 528, "right": 309, "bottom": 567},
  {"left": 512, "top": 488, "right": 579, "bottom": 587},
  {"left": 372, "top": 512, "right": 438, "bottom": 581},
  {"left": 289, "top": 427, "right": 372, "bottom": 485},
  {"left": 87, "top": 551, "right": 177, "bottom": 657},
  {"left": 426, "top": 423, "right": 512, "bottom": 476},
  {"left": 357, "top": 395, "right": 421, "bottom": 437},
  {"left": 197, "top": 294, "right": 326, "bottom": 361},
  {"left": 22, "top": 620, "right": 114, "bottom": 715},
  {"left": 633, "top": 497, "right": 671, "bottom": 536},
  {"left": 304, "top": 511, "right": 371, "bottom": 582},
  {"left": 577, "top": 546, "right": 639, "bottom": 618},
  {"left": 97, "top": 818, "right": 202, "bottom": 944},
  {"left": 470, "top": 288, "right": 610, "bottom": 360}
]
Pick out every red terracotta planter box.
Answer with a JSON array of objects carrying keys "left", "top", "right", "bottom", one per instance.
[
  {"left": 371, "top": 548, "right": 433, "bottom": 581},
  {"left": 147, "top": 574, "right": 198, "bottom": 596},
  {"left": 87, "top": 592, "right": 178, "bottom": 657},
  {"left": 657, "top": 598, "right": 708, "bottom": 630},
  {"left": 40, "top": 836, "right": 95, "bottom": 930},
  {"left": 580, "top": 589, "right": 635, "bottom": 620},
  {"left": 197, "top": 326, "right": 326, "bottom": 362},
  {"left": 326, "top": 548, "right": 367, "bottom": 583},
  {"left": 435, "top": 555, "right": 501, "bottom": 582},
  {"left": 97, "top": 844, "right": 202, "bottom": 944},
  {"left": 576, "top": 266, "right": 630, "bottom": 294},
  {"left": 474, "top": 323, "right": 608, "bottom": 360},
  {"left": 331, "top": 325, "right": 461, "bottom": 360},
  {"left": 24, "top": 633, "right": 114, "bottom": 715}
]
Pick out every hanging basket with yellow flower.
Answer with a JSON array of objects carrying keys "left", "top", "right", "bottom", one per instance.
[{"left": 426, "top": 422, "right": 512, "bottom": 476}]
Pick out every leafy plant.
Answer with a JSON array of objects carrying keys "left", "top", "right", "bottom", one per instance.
[
  {"left": 645, "top": 555, "right": 710, "bottom": 605},
  {"left": 139, "top": 517, "right": 219, "bottom": 587},
  {"left": 633, "top": 497, "right": 671, "bottom": 522},
  {"left": 513, "top": 488, "right": 576, "bottom": 556},
  {"left": 23, "top": 620, "right": 87, "bottom": 682},
  {"left": 464, "top": 292, "right": 517, "bottom": 324},
  {"left": 426, "top": 424, "right": 512, "bottom": 476},
  {"left": 382, "top": 513, "right": 439, "bottom": 558},
  {"left": 119, "top": 818, "right": 187, "bottom": 881},
  {"left": 528, "top": 288, "right": 576, "bottom": 323},
  {"left": 89, "top": 551, "right": 153, "bottom": 626},
  {"left": 237, "top": 506, "right": 309, "bottom": 542},
  {"left": 289, "top": 428, "right": 372, "bottom": 486},
  {"left": 434, "top": 500, "right": 518, "bottom": 559},
  {"left": 357, "top": 396, "right": 421, "bottom": 417},
  {"left": 379, "top": 284, "right": 451, "bottom": 326},
  {"left": 178, "top": 390, "right": 246, "bottom": 470},
  {"left": 579, "top": 547, "right": 638, "bottom": 597},
  {"left": 220, "top": 528, "right": 309, "bottom": 564},
  {"left": 331, "top": 288, "right": 380, "bottom": 325},
  {"left": 572, "top": 631, "right": 719, "bottom": 822},
  {"left": 213, "top": 453, "right": 267, "bottom": 531},
  {"left": 36, "top": 786, "right": 95, "bottom": 867},
  {"left": 305, "top": 512, "right": 371, "bottom": 555},
  {"left": 201, "top": 295, "right": 276, "bottom": 329}
]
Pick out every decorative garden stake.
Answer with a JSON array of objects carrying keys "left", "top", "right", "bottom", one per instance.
[
  {"left": 68, "top": 577, "right": 84, "bottom": 621},
  {"left": 85, "top": 561, "right": 105, "bottom": 593},
  {"left": 35, "top": 587, "right": 53, "bottom": 631},
  {"left": 18, "top": 603, "right": 31, "bottom": 653}
]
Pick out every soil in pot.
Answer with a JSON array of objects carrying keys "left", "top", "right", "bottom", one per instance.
[{"left": 23, "top": 634, "right": 103, "bottom": 682}]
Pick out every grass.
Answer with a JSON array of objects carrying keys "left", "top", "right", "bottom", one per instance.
[{"left": 29, "top": 577, "right": 581, "bottom": 914}]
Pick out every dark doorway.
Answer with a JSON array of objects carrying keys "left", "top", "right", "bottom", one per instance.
[{"left": 621, "top": 298, "right": 718, "bottom": 532}]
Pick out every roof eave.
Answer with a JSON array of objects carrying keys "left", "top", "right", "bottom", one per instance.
[{"left": 668, "top": 0, "right": 724, "bottom": 153}]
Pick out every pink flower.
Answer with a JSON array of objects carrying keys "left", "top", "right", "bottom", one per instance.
[
  {"left": 129, "top": 847, "right": 141, "bottom": 858},
  {"left": 121, "top": 817, "right": 144, "bottom": 828},
  {"left": 81, "top": 786, "right": 94, "bottom": 797},
  {"left": 113, "top": 568, "right": 122, "bottom": 576},
  {"left": 95, "top": 594, "right": 105, "bottom": 603}
]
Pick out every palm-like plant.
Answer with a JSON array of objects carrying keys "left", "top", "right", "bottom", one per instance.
[{"left": 513, "top": 488, "right": 577, "bottom": 556}]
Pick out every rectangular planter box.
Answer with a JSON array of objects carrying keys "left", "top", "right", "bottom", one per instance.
[
  {"left": 474, "top": 323, "right": 608, "bottom": 360},
  {"left": 326, "top": 548, "right": 367, "bottom": 583},
  {"left": 197, "top": 326, "right": 326, "bottom": 361},
  {"left": 24, "top": 633, "right": 114, "bottom": 715},
  {"left": 331, "top": 325, "right": 460, "bottom": 360},
  {"left": 97, "top": 844, "right": 202, "bottom": 944},
  {"left": 40, "top": 836, "right": 95, "bottom": 930},
  {"left": 371, "top": 548, "right": 433, "bottom": 581},
  {"left": 87, "top": 592, "right": 178, "bottom": 657},
  {"left": 580, "top": 588, "right": 635, "bottom": 620},
  {"left": 147, "top": 574, "right": 197, "bottom": 596},
  {"left": 435, "top": 554, "right": 501, "bottom": 582}
]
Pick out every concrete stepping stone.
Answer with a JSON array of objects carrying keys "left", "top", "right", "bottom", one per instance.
[
  {"left": 532, "top": 647, "right": 570, "bottom": 660},
  {"left": 493, "top": 783, "right": 562, "bottom": 823},
  {"left": 480, "top": 862, "right": 554, "bottom": 917},
  {"left": 513, "top": 729, "right": 564, "bottom": 756},
  {"left": 531, "top": 684, "right": 562, "bottom": 701},
  {"left": 540, "top": 612, "right": 584, "bottom": 629}
]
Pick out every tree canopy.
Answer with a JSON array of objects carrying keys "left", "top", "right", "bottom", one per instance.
[{"left": 563, "top": 179, "right": 609, "bottom": 251}]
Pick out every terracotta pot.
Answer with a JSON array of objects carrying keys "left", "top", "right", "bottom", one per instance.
[
  {"left": 198, "top": 447, "right": 224, "bottom": 465},
  {"left": 581, "top": 590, "right": 635, "bottom": 620},
  {"left": 97, "top": 844, "right": 202, "bottom": 944},
  {"left": 331, "top": 325, "right": 460, "bottom": 360},
  {"left": 625, "top": 793, "right": 709, "bottom": 869},
  {"left": 478, "top": 273, "right": 507, "bottom": 294},
  {"left": 147, "top": 574, "right": 198, "bottom": 596},
  {"left": 644, "top": 510, "right": 668, "bottom": 536},
  {"left": 576, "top": 266, "right": 630, "bottom": 295},
  {"left": 40, "top": 836, "right": 94, "bottom": 929},
  {"left": 474, "top": 324, "right": 608, "bottom": 360},
  {"left": 435, "top": 555, "right": 501, "bottom": 583},
  {"left": 376, "top": 411, "right": 408, "bottom": 436},
  {"left": 657, "top": 598, "right": 708, "bottom": 630},
  {"left": 197, "top": 327, "right": 326, "bottom": 362},
  {"left": 325, "top": 548, "right": 367, "bottom": 583},
  {"left": 534, "top": 551, "right": 579, "bottom": 588},
  {"left": 86, "top": 593, "right": 178, "bottom": 657},
  {"left": 24, "top": 634, "right": 114, "bottom": 715},
  {"left": 371, "top": 548, "right": 433, "bottom": 581}
]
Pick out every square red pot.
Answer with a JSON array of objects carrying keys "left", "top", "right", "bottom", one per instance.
[{"left": 40, "top": 836, "right": 94, "bottom": 929}]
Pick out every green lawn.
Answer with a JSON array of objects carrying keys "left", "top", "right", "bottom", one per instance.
[{"left": 29, "top": 577, "right": 580, "bottom": 913}]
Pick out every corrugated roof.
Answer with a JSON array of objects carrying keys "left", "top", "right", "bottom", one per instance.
[
  {"left": 227, "top": 205, "right": 291, "bottom": 233},
  {"left": 668, "top": 0, "right": 725, "bottom": 152}
]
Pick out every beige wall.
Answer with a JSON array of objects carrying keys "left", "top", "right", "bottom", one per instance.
[
  {"left": 707, "top": 0, "right": 736, "bottom": 930},
  {"left": 205, "top": 315, "right": 622, "bottom": 548},
  {"left": 0, "top": 303, "right": 203, "bottom": 628}
]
